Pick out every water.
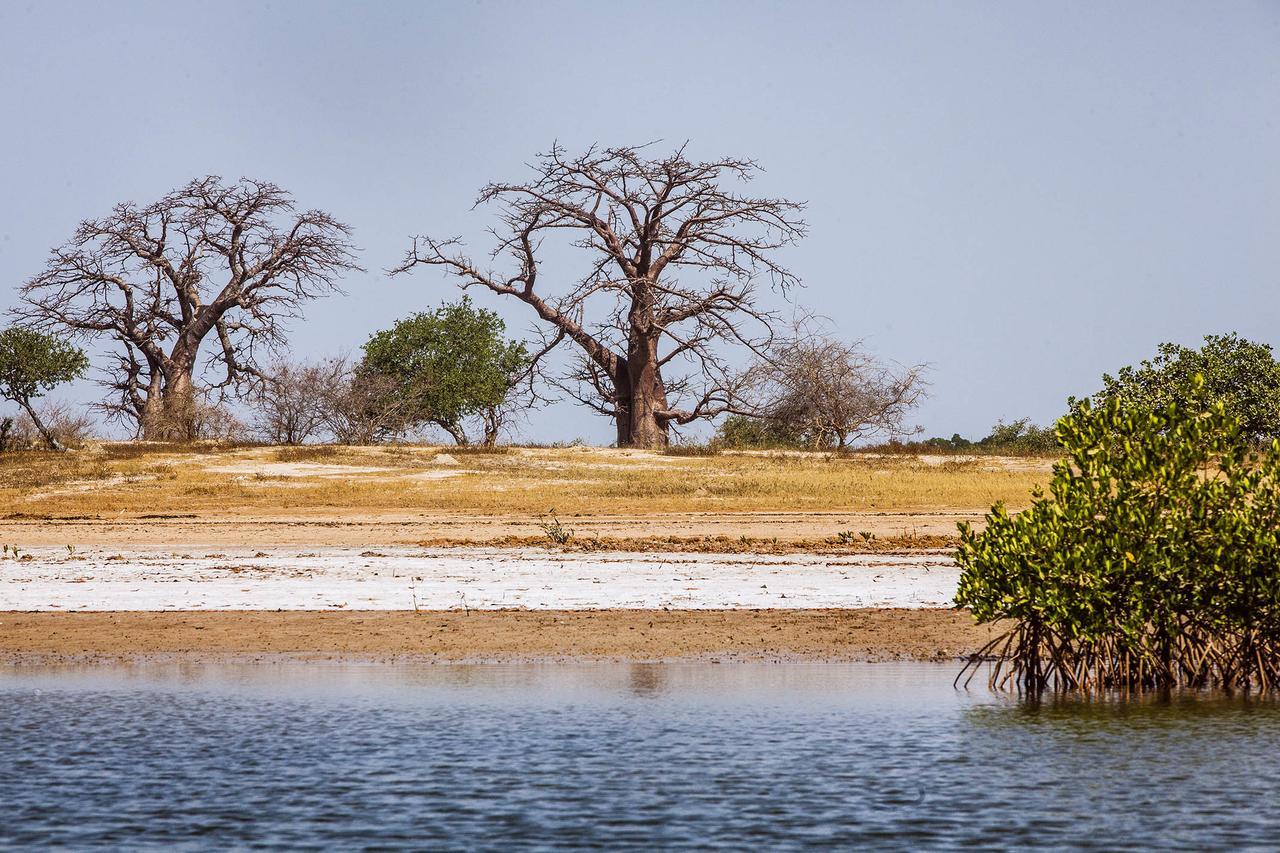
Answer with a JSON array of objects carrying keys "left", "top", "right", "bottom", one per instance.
[{"left": 2, "top": 661, "right": 1279, "bottom": 849}]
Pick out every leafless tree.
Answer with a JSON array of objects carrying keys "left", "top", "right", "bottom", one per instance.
[
  {"left": 743, "top": 324, "right": 927, "bottom": 449},
  {"left": 4, "top": 400, "right": 97, "bottom": 451},
  {"left": 393, "top": 143, "right": 807, "bottom": 448},
  {"left": 306, "top": 357, "right": 419, "bottom": 445},
  {"left": 251, "top": 358, "right": 347, "bottom": 444},
  {"left": 14, "top": 177, "right": 360, "bottom": 440}
]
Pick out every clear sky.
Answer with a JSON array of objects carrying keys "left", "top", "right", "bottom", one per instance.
[{"left": 2, "top": 1, "right": 1277, "bottom": 443}]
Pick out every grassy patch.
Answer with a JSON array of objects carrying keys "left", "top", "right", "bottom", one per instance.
[{"left": 0, "top": 442, "right": 1051, "bottom": 517}]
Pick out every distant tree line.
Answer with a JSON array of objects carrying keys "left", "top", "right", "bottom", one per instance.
[
  {"left": 4, "top": 144, "right": 1279, "bottom": 454},
  {"left": 1, "top": 146, "right": 930, "bottom": 451}
]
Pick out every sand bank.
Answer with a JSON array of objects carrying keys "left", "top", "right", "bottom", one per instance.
[{"left": 0, "top": 609, "right": 999, "bottom": 663}]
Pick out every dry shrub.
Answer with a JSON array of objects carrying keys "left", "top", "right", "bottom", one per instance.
[
  {"left": 252, "top": 359, "right": 347, "bottom": 445},
  {"left": 4, "top": 400, "right": 97, "bottom": 450}
]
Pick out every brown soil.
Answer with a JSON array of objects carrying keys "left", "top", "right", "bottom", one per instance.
[
  {"left": 0, "top": 510, "right": 977, "bottom": 550},
  {"left": 0, "top": 609, "right": 1001, "bottom": 664}
]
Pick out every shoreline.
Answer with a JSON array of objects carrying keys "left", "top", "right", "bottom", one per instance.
[{"left": 0, "top": 609, "right": 1001, "bottom": 664}]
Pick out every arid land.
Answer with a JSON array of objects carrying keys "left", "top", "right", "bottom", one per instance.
[{"left": 0, "top": 444, "right": 1047, "bottom": 662}]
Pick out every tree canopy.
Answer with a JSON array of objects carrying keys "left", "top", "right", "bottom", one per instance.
[
  {"left": 0, "top": 326, "right": 89, "bottom": 450},
  {"left": 361, "top": 298, "right": 529, "bottom": 445},
  {"left": 1082, "top": 333, "right": 1280, "bottom": 443}
]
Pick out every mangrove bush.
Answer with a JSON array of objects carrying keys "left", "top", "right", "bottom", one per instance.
[{"left": 956, "top": 381, "right": 1280, "bottom": 693}]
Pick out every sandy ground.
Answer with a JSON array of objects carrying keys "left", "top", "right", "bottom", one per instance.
[
  {"left": 0, "top": 609, "right": 1001, "bottom": 663},
  {"left": 0, "top": 467, "right": 996, "bottom": 660},
  {"left": 0, "top": 547, "right": 957, "bottom": 611},
  {"left": 0, "top": 510, "right": 978, "bottom": 549}
]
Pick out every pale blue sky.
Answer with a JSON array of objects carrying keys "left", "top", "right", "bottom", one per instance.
[{"left": 2, "top": 1, "right": 1277, "bottom": 442}]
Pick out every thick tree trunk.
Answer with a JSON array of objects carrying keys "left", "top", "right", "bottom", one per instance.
[
  {"left": 614, "top": 333, "right": 670, "bottom": 449},
  {"left": 141, "top": 368, "right": 198, "bottom": 441},
  {"left": 139, "top": 394, "right": 166, "bottom": 441},
  {"left": 627, "top": 382, "right": 670, "bottom": 448}
]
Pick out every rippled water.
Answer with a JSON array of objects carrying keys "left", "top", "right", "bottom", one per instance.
[{"left": 2, "top": 661, "right": 1279, "bottom": 849}]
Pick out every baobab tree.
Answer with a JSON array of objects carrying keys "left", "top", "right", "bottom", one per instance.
[
  {"left": 14, "top": 177, "right": 359, "bottom": 439},
  {"left": 393, "top": 144, "right": 807, "bottom": 448}
]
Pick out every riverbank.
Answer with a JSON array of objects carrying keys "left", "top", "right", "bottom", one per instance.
[
  {"left": 0, "top": 609, "right": 999, "bottom": 663},
  {"left": 0, "top": 444, "right": 1030, "bottom": 665}
]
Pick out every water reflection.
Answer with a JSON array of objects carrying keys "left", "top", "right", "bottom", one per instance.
[{"left": 2, "top": 661, "right": 1278, "bottom": 849}]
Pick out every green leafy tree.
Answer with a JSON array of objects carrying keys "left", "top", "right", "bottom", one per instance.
[
  {"left": 975, "top": 418, "right": 1058, "bottom": 454},
  {"left": 361, "top": 298, "right": 529, "bottom": 446},
  {"left": 1082, "top": 333, "right": 1280, "bottom": 443},
  {"left": 956, "top": 379, "right": 1280, "bottom": 692},
  {"left": 0, "top": 326, "right": 89, "bottom": 451}
]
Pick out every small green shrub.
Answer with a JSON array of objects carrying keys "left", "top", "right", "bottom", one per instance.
[
  {"left": 537, "top": 510, "right": 574, "bottom": 546},
  {"left": 661, "top": 443, "right": 719, "bottom": 457},
  {"left": 956, "top": 379, "right": 1280, "bottom": 693},
  {"left": 713, "top": 414, "right": 803, "bottom": 450}
]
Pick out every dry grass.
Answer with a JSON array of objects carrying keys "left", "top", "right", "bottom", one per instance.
[
  {"left": 415, "top": 533, "right": 957, "bottom": 554},
  {"left": 0, "top": 442, "right": 1052, "bottom": 517}
]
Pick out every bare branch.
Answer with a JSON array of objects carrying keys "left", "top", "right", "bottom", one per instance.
[
  {"left": 393, "top": 144, "right": 807, "bottom": 447},
  {"left": 14, "top": 177, "right": 361, "bottom": 439}
]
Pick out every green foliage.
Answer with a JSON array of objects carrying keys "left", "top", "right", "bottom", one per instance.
[
  {"left": 537, "top": 510, "right": 574, "bottom": 546},
  {"left": 0, "top": 326, "right": 88, "bottom": 406},
  {"left": 360, "top": 298, "right": 528, "bottom": 443},
  {"left": 956, "top": 380, "right": 1280, "bottom": 692},
  {"left": 1085, "top": 333, "right": 1280, "bottom": 443},
  {"left": 713, "top": 414, "right": 804, "bottom": 449},
  {"left": 898, "top": 419, "right": 1060, "bottom": 456},
  {"left": 975, "top": 418, "right": 1058, "bottom": 454}
]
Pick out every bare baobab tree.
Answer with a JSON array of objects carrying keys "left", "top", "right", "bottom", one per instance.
[
  {"left": 14, "top": 177, "right": 360, "bottom": 439},
  {"left": 393, "top": 144, "right": 807, "bottom": 448}
]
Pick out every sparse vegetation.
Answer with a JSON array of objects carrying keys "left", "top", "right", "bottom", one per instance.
[
  {"left": 737, "top": 323, "right": 926, "bottom": 449},
  {"left": 0, "top": 442, "right": 1049, "bottom": 517},
  {"left": 537, "top": 510, "right": 575, "bottom": 546},
  {"left": 870, "top": 418, "right": 1060, "bottom": 457}
]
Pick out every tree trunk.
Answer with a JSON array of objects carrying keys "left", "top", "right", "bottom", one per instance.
[
  {"left": 142, "top": 368, "right": 198, "bottom": 441},
  {"left": 139, "top": 393, "right": 166, "bottom": 441},
  {"left": 20, "top": 397, "right": 65, "bottom": 452},
  {"left": 481, "top": 408, "right": 500, "bottom": 448},
  {"left": 618, "top": 333, "right": 671, "bottom": 449},
  {"left": 438, "top": 420, "right": 470, "bottom": 446}
]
